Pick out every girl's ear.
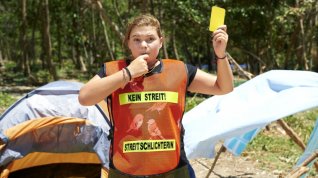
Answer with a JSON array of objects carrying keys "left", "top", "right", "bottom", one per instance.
[{"left": 159, "top": 37, "right": 163, "bottom": 48}]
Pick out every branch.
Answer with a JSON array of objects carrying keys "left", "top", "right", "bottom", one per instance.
[
  {"left": 236, "top": 47, "right": 266, "bottom": 66},
  {"left": 227, "top": 52, "right": 254, "bottom": 80},
  {"left": 277, "top": 120, "right": 306, "bottom": 150}
]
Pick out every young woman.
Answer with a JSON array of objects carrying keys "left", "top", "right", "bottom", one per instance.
[{"left": 79, "top": 14, "right": 233, "bottom": 178}]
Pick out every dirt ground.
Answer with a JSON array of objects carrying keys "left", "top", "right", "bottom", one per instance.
[{"left": 190, "top": 150, "right": 281, "bottom": 178}]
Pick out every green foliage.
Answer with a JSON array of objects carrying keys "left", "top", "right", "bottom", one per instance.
[
  {"left": 1, "top": 0, "right": 317, "bottom": 83},
  {"left": 0, "top": 92, "right": 16, "bottom": 114},
  {"left": 247, "top": 132, "right": 303, "bottom": 171},
  {"left": 35, "top": 70, "right": 52, "bottom": 84},
  {"left": 185, "top": 94, "right": 206, "bottom": 112},
  {"left": 1, "top": 61, "right": 29, "bottom": 85},
  {"left": 233, "top": 77, "right": 246, "bottom": 87},
  {"left": 284, "top": 110, "right": 318, "bottom": 144}
]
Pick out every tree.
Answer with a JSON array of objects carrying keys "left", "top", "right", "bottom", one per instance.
[
  {"left": 19, "top": 0, "right": 31, "bottom": 76},
  {"left": 41, "top": 0, "right": 58, "bottom": 80}
]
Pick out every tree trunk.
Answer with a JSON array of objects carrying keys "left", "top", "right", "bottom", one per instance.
[
  {"left": 112, "top": 0, "right": 124, "bottom": 29},
  {"left": 79, "top": 55, "right": 87, "bottom": 72},
  {"left": 90, "top": 4, "right": 97, "bottom": 66},
  {"left": 150, "top": 0, "right": 155, "bottom": 15},
  {"left": 78, "top": 0, "right": 87, "bottom": 72},
  {"left": 56, "top": 13, "right": 62, "bottom": 67},
  {"left": 71, "top": 0, "right": 87, "bottom": 71},
  {"left": 182, "top": 41, "right": 194, "bottom": 65},
  {"left": 42, "top": 0, "right": 58, "bottom": 80},
  {"left": 100, "top": 13, "right": 115, "bottom": 60},
  {"left": 95, "top": 0, "right": 124, "bottom": 41},
  {"left": 20, "top": 0, "right": 31, "bottom": 77},
  {"left": 308, "top": 0, "right": 318, "bottom": 71},
  {"left": 3, "top": 39, "right": 10, "bottom": 61},
  {"left": 172, "top": 20, "right": 179, "bottom": 59},
  {"left": 141, "top": 0, "right": 148, "bottom": 13},
  {"left": 0, "top": 47, "right": 4, "bottom": 70},
  {"left": 71, "top": 0, "right": 79, "bottom": 69},
  {"left": 30, "top": 0, "right": 40, "bottom": 67},
  {"left": 299, "top": 12, "right": 309, "bottom": 70},
  {"left": 157, "top": 2, "right": 168, "bottom": 59},
  {"left": 95, "top": 0, "right": 117, "bottom": 60},
  {"left": 295, "top": 0, "right": 309, "bottom": 70},
  {"left": 316, "top": 1, "right": 318, "bottom": 71},
  {"left": 285, "top": 27, "right": 298, "bottom": 69}
]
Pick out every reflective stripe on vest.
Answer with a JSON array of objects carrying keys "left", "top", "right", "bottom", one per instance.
[{"left": 105, "top": 59, "right": 187, "bottom": 176}]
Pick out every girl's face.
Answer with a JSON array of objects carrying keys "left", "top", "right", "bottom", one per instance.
[{"left": 128, "top": 25, "right": 163, "bottom": 66}]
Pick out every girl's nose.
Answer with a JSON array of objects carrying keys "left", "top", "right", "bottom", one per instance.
[{"left": 141, "top": 41, "right": 148, "bottom": 48}]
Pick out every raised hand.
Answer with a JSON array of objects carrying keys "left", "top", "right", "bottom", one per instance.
[
  {"left": 212, "top": 25, "right": 228, "bottom": 58},
  {"left": 127, "top": 54, "right": 149, "bottom": 79}
]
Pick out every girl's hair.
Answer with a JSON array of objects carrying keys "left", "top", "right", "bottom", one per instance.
[{"left": 123, "top": 14, "right": 162, "bottom": 47}]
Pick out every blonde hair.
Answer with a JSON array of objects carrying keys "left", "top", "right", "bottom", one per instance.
[{"left": 123, "top": 14, "right": 162, "bottom": 47}]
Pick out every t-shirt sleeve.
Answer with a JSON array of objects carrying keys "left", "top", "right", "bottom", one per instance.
[
  {"left": 97, "top": 64, "right": 106, "bottom": 78},
  {"left": 186, "top": 64, "right": 197, "bottom": 87}
]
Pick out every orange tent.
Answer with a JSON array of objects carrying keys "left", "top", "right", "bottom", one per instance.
[{"left": 0, "top": 81, "right": 110, "bottom": 178}]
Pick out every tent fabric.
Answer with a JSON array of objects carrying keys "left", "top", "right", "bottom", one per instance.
[
  {"left": 0, "top": 81, "right": 110, "bottom": 133},
  {"left": 1, "top": 117, "right": 109, "bottom": 167},
  {"left": 7, "top": 152, "right": 100, "bottom": 172},
  {"left": 0, "top": 81, "right": 111, "bottom": 172},
  {"left": 183, "top": 70, "right": 318, "bottom": 159}
]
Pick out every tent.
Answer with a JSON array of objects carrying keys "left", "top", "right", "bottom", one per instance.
[{"left": 0, "top": 81, "right": 111, "bottom": 178}]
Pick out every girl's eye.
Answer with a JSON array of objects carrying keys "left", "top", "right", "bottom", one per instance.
[
  {"left": 147, "top": 38, "right": 155, "bottom": 43},
  {"left": 133, "top": 38, "right": 140, "bottom": 42}
]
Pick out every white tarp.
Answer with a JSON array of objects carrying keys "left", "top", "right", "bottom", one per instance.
[{"left": 183, "top": 70, "right": 318, "bottom": 159}]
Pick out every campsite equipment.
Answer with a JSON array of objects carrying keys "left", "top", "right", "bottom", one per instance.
[{"left": 0, "top": 81, "right": 111, "bottom": 178}]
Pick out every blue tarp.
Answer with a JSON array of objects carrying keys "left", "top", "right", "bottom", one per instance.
[{"left": 183, "top": 70, "right": 318, "bottom": 158}]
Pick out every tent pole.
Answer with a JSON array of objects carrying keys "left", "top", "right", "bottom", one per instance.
[
  {"left": 205, "top": 145, "right": 226, "bottom": 178},
  {"left": 287, "top": 151, "right": 318, "bottom": 177},
  {"left": 277, "top": 119, "right": 318, "bottom": 172}
]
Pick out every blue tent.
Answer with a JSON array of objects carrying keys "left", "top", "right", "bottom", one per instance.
[{"left": 0, "top": 81, "right": 111, "bottom": 177}]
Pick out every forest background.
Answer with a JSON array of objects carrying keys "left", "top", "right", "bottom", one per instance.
[
  {"left": 0, "top": 0, "right": 318, "bottom": 177},
  {"left": 0, "top": 0, "right": 317, "bottom": 84}
]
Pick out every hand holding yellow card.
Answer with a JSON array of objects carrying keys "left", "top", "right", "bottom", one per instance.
[{"left": 209, "top": 6, "right": 226, "bottom": 32}]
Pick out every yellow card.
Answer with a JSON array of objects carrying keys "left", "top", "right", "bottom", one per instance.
[{"left": 209, "top": 6, "right": 226, "bottom": 32}]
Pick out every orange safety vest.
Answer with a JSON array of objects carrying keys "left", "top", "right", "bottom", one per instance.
[{"left": 105, "top": 59, "right": 187, "bottom": 176}]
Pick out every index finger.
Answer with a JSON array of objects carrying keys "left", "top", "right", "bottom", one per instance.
[
  {"left": 211, "top": 25, "right": 227, "bottom": 38},
  {"left": 140, "top": 54, "right": 149, "bottom": 60}
]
